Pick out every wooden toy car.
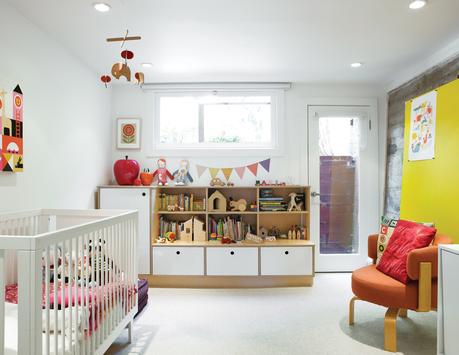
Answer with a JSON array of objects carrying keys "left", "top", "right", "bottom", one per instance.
[{"left": 210, "top": 177, "right": 226, "bottom": 187}]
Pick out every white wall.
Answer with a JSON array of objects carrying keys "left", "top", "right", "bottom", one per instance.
[
  {"left": 0, "top": 2, "right": 112, "bottom": 211},
  {"left": 110, "top": 83, "right": 387, "bottom": 216}
]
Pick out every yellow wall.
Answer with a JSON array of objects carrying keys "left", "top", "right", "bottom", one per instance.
[{"left": 400, "top": 78, "right": 459, "bottom": 241}]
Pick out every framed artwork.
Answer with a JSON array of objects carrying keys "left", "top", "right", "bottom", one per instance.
[
  {"left": 117, "top": 118, "right": 141, "bottom": 149},
  {"left": 1, "top": 84, "right": 24, "bottom": 172},
  {"left": 408, "top": 90, "right": 437, "bottom": 161}
]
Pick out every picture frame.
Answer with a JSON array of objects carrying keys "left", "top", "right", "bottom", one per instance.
[{"left": 117, "top": 118, "right": 141, "bottom": 150}]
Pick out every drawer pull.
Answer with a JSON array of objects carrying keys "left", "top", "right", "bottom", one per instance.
[
  {"left": 142, "top": 192, "right": 146, "bottom": 197},
  {"left": 230, "top": 251, "right": 235, "bottom": 255},
  {"left": 285, "top": 251, "right": 289, "bottom": 255},
  {"left": 176, "top": 251, "right": 181, "bottom": 255}
]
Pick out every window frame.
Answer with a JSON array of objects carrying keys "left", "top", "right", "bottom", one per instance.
[{"left": 151, "top": 89, "right": 285, "bottom": 157}]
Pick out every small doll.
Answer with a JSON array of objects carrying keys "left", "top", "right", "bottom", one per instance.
[
  {"left": 152, "top": 158, "right": 174, "bottom": 186},
  {"left": 173, "top": 160, "right": 194, "bottom": 186}
]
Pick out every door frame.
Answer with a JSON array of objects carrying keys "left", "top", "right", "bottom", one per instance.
[{"left": 304, "top": 98, "right": 380, "bottom": 272}]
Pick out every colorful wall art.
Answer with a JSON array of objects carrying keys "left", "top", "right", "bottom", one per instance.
[
  {"left": 196, "top": 159, "right": 271, "bottom": 180},
  {"left": 408, "top": 90, "right": 437, "bottom": 161},
  {"left": 0, "top": 85, "right": 24, "bottom": 172},
  {"left": 117, "top": 118, "right": 141, "bottom": 149}
]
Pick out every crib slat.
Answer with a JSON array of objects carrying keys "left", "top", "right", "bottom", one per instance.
[
  {"left": 17, "top": 250, "right": 43, "bottom": 355},
  {"left": 61, "top": 241, "right": 66, "bottom": 355},
  {"left": 0, "top": 250, "right": 5, "bottom": 352},
  {"left": 54, "top": 244, "right": 59, "bottom": 354},
  {"left": 45, "top": 246, "right": 50, "bottom": 355}
]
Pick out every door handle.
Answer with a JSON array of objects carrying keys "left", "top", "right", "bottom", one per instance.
[{"left": 311, "top": 191, "right": 320, "bottom": 197}]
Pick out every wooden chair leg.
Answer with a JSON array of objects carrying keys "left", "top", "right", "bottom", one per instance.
[
  {"left": 384, "top": 308, "right": 399, "bottom": 352},
  {"left": 399, "top": 308, "right": 407, "bottom": 318},
  {"left": 349, "top": 296, "right": 359, "bottom": 325}
]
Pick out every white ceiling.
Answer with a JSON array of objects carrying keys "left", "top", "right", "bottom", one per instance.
[{"left": 8, "top": 0, "right": 459, "bottom": 84}]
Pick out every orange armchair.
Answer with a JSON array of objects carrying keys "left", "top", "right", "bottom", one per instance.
[{"left": 349, "top": 234, "right": 452, "bottom": 352}]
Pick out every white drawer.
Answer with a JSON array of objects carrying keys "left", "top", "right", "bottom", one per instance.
[
  {"left": 260, "top": 247, "right": 313, "bottom": 276},
  {"left": 152, "top": 247, "right": 204, "bottom": 275},
  {"left": 206, "top": 247, "right": 258, "bottom": 276}
]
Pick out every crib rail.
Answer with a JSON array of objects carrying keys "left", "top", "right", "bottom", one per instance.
[{"left": 0, "top": 209, "right": 138, "bottom": 355}]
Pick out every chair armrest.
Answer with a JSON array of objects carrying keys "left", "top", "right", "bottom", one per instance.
[
  {"left": 368, "top": 234, "right": 379, "bottom": 262},
  {"left": 407, "top": 246, "right": 438, "bottom": 280}
]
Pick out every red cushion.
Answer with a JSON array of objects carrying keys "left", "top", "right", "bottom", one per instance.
[{"left": 376, "top": 220, "right": 436, "bottom": 284}]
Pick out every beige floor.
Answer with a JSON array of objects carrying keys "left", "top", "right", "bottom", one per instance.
[{"left": 106, "top": 273, "right": 437, "bottom": 355}]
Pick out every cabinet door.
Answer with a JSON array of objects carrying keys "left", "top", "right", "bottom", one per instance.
[
  {"left": 99, "top": 188, "right": 151, "bottom": 274},
  {"left": 442, "top": 250, "right": 459, "bottom": 354},
  {"left": 206, "top": 247, "right": 258, "bottom": 276},
  {"left": 152, "top": 247, "right": 204, "bottom": 275},
  {"left": 260, "top": 247, "right": 313, "bottom": 276}
]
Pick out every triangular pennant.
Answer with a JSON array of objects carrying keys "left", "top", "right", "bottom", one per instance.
[
  {"left": 247, "top": 163, "right": 258, "bottom": 176},
  {"left": 221, "top": 168, "right": 233, "bottom": 181},
  {"left": 196, "top": 165, "right": 207, "bottom": 178},
  {"left": 209, "top": 167, "right": 220, "bottom": 179},
  {"left": 235, "top": 167, "right": 245, "bottom": 179},
  {"left": 259, "top": 159, "right": 271, "bottom": 172}
]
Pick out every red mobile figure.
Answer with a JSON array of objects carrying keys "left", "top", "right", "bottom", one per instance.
[{"left": 152, "top": 158, "right": 174, "bottom": 186}]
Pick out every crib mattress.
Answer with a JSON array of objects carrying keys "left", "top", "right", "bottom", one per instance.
[{"left": 4, "top": 302, "right": 73, "bottom": 355}]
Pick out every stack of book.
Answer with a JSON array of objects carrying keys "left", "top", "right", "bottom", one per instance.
[
  {"left": 259, "top": 197, "right": 288, "bottom": 211},
  {"left": 159, "top": 193, "right": 205, "bottom": 212},
  {"left": 159, "top": 216, "right": 181, "bottom": 238},
  {"left": 208, "top": 216, "right": 252, "bottom": 241}
]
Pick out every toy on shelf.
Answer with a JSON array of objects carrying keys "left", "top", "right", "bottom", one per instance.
[
  {"left": 265, "top": 236, "right": 277, "bottom": 242},
  {"left": 268, "top": 226, "right": 281, "bottom": 238},
  {"left": 259, "top": 227, "right": 268, "bottom": 238},
  {"left": 226, "top": 181, "right": 235, "bottom": 187},
  {"left": 113, "top": 156, "right": 140, "bottom": 185},
  {"left": 208, "top": 190, "right": 227, "bottom": 212},
  {"left": 156, "top": 237, "right": 166, "bottom": 244},
  {"left": 287, "top": 225, "right": 306, "bottom": 240},
  {"left": 152, "top": 158, "right": 174, "bottom": 186},
  {"left": 210, "top": 177, "right": 226, "bottom": 187},
  {"left": 165, "top": 231, "right": 176, "bottom": 243},
  {"left": 133, "top": 178, "right": 142, "bottom": 186},
  {"left": 245, "top": 233, "right": 263, "bottom": 243},
  {"left": 209, "top": 233, "right": 218, "bottom": 241},
  {"left": 173, "top": 160, "right": 194, "bottom": 186},
  {"left": 288, "top": 192, "right": 303, "bottom": 211},
  {"left": 256, "top": 180, "right": 287, "bottom": 187},
  {"left": 229, "top": 198, "right": 247, "bottom": 212},
  {"left": 194, "top": 218, "right": 206, "bottom": 242},
  {"left": 180, "top": 218, "right": 193, "bottom": 242},
  {"left": 221, "top": 236, "right": 236, "bottom": 244},
  {"left": 249, "top": 202, "right": 258, "bottom": 212},
  {"left": 140, "top": 168, "right": 154, "bottom": 186}
]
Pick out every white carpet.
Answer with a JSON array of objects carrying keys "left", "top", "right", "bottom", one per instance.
[{"left": 106, "top": 273, "right": 437, "bottom": 355}]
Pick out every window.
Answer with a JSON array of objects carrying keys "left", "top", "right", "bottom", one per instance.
[{"left": 153, "top": 90, "right": 283, "bottom": 154}]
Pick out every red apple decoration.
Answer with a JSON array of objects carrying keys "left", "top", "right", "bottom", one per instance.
[{"left": 114, "top": 156, "right": 140, "bottom": 185}]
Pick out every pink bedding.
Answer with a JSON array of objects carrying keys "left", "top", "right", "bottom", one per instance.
[{"left": 5, "top": 281, "right": 136, "bottom": 333}]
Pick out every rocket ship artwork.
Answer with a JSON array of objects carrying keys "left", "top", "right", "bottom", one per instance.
[{"left": 0, "top": 84, "right": 24, "bottom": 172}]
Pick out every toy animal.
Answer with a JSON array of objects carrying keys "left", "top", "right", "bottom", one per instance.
[
  {"left": 111, "top": 62, "right": 131, "bottom": 81},
  {"left": 230, "top": 198, "right": 247, "bottom": 212},
  {"left": 173, "top": 160, "right": 194, "bottom": 186},
  {"left": 288, "top": 192, "right": 303, "bottom": 211},
  {"left": 210, "top": 177, "right": 226, "bottom": 187},
  {"left": 152, "top": 158, "right": 174, "bottom": 186}
]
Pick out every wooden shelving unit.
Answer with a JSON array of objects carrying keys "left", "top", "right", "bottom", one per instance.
[{"left": 152, "top": 185, "right": 310, "bottom": 244}]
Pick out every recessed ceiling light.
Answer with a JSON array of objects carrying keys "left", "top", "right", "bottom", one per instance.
[
  {"left": 351, "top": 62, "right": 363, "bottom": 68},
  {"left": 141, "top": 63, "right": 153, "bottom": 68},
  {"left": 93, "top": 2, "right": 111, "bottom": 12},
  {"left": 409, "top": 0, "right": 427, "bottom": 9}
]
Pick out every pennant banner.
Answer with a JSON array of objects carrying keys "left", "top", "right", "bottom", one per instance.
[
  {"left": 209, "top": 167, "right": 220, "bottom": 179},
  {"left": 221, "top": 168, "right": 233, "bottom": 181},
  {"left": 235, "top": 166, "right": 245, "bottom": 179},
  {"left": 195, "top": 159, "right": 270, "bottom": 181},
  {"left": 196, "top": 165, "right": 207, "bottom": 178}
]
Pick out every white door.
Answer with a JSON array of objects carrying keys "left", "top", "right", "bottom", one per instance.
[
  {"left": 308, "top": 106, "right": 379, "bottom": 272},
  {"left": 100, "top": 188, "right": 152, "bottom": 274}
]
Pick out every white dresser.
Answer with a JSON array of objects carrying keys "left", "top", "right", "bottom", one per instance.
[{"left": 438, "top": 244, "right": 459, "bottom": 355}]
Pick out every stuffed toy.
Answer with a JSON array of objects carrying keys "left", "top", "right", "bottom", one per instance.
[
  {"left": 173, "top": 160, "right": 194, "bottom": 186},
  {"left": 152, "top": 158, "right": 174, "bottom": 186}
]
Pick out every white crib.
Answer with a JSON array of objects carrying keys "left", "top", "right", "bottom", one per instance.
[{"left": 0, "top": 209, "right": 138, "bottom": 355}]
